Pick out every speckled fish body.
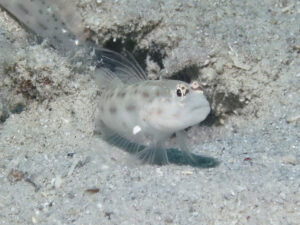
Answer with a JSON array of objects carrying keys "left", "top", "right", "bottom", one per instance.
[
  {"left": 0, "top": 0, "right": 211, "bottom": 164},
  {"left": 98, "top": 80, "right": 210, "bottom": 144},
  {"left": 94, "top": 58, "right": 211, "bottom": 164}
]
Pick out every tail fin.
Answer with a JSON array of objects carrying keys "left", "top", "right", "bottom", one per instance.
[{"left": 0, "top": 0, "right": 85, "bottom": 52}]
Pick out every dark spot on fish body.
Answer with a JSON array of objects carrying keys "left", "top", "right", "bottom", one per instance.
[
  {"left": 53, "top": 35, "right": 62, "bottom": 44},
  {"left": 105, "top": 92, "right": 114, "bottom": 100},
  {"left": 117, "top": 91, "right": 126, "bottom": 98},
  {"left": 155, "top": 90, "right": 161, "bottom": 96},
  {"left": 38, "top": 22, "right": 48, "bottom": 31},
  {"left": 109, "top": 106, "right": 117, "bottom": 114},
  {"left": 17, "top": 3, "right": 29, "bottom": 15},
  {"left": 126, "top": 104, "right": 136, "bottom": 112},
  {"left": 142, "top": 91, "right": 149, "bottom": 98},
  {"left": 156, "top": 108, "right": 163, "bottom": 115},
  {"left": 53, "top": 16, "right": 58, "bottom": 22},
  {"left": 121, "top": 122, "right": 127, "bottom": 128}
]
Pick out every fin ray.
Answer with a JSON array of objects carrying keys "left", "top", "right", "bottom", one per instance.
[
  {"left": 93, "top": 47, "right": 148, "bottom": 84},
  {"left": 135, "top": 144, "right": 169, "bottom": 165},
  {"left": 176, "top": 131, "right": 195, "bottom": 162}
]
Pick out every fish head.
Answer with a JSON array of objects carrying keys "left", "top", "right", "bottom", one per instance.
[{"left": 145, "top": 80, "right": 210, "bottom": 132}]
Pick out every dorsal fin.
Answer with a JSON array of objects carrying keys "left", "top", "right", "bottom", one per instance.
[{"left": 90, "top": 46, "right": 148, "bottom": 85}]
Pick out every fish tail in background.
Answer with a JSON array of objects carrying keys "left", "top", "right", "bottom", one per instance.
[
  {"left": 0, "top": 0, "right": 86, "bottom": 53},
  {"left": 0, "top": 0, "right": 147, "bottom": 88}
]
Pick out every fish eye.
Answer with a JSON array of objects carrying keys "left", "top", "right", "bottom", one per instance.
[
  {"left": 176, "top": 84, "right": 190, "bottom": 97},
  {"left": 176, "top": 89, "right": 182, "bottom": 97}
]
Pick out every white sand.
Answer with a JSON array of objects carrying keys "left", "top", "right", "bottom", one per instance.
[{"left": 0, "top": 0, "right": 299, "bottom": 224}]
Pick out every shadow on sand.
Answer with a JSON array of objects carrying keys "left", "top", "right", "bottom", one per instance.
[
  {"left": 104, "top": 135, "right": 220, "bottom": 168},
  {"left": 166, "top": 148, "right": 220, "bottom": 168}
]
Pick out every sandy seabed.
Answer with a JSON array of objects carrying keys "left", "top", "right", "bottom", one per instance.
[{"left": 0, "top": 0, "right": 299, "bottom": 224}]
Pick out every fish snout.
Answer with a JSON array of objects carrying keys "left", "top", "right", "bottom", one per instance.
[{"left": 190, "top": 81, "right": 203, "bottom": 93}]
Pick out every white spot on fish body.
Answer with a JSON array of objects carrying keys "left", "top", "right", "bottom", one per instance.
[{"left": 133, "top": 125, "right": 142, "bottom": 135}]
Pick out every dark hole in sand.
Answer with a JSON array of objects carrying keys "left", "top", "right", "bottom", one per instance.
[
  {"left": 169, "top": 64, "right": 199, "bottom": 83},
  {"left": 103, "top": 37, "right": 166, "bottom": 71}
]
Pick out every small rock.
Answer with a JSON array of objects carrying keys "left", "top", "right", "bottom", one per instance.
[
  {"left": 7, "top": 169, "right": 25, "bottom": 183},
  {"left": 286, "top": 114, "right": 300, "bottom": 123},
  {"left": 231, "top": 55, "right": 251, "bottom": 70},
  {"left": 200, "top": 67, "right": 217, "bottom": 82},
  {"left": 181, "top": 170, "right": 193, "bottom": 175},
  {"left": 97, "top": 203, "right": 103, "bottom": 209},
  {"left": 52, "top": 175, "right": 63, "bottom": 188},
  {"left": 283, "top": 154, "right": 297, "bottom": 165},
  {"left": 281, "top": 4, "right": 294, "bottom": 13},
  {"left": 32, "top": 216, "right": 38, "bottom": 224},
  {"left": 101, "top": 164, "right": 109, "bottom": 170},
  {"left": 215, "top": 59, "right": 225, "bottom": 74},
  {"left": 85, "top": 188, "right": 100, "bottom": 194}
]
